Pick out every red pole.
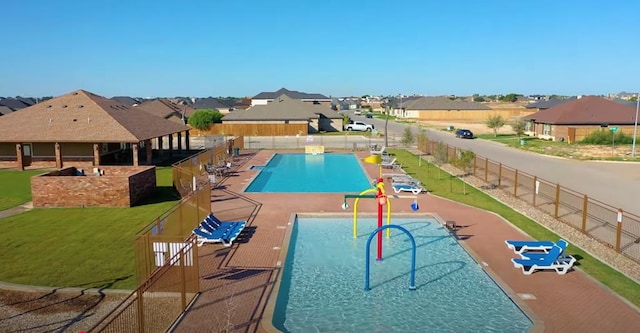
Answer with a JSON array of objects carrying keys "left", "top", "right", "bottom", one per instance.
[{"left": 376, "top": 178, "right": 384, "bottom": 261}]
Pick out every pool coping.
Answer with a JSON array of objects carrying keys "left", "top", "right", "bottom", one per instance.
[
  {"left": 260, "top": 211, "right": 542, "bottom": 333},
  {"left": 242, "top": 152, "right": 373, "bottom": 194}
]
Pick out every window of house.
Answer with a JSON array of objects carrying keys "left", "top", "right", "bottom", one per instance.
[
  {"left": 285, "top": 120, "right": 290, "bottom": 124},
  {"left": 543, "top": 124, "right": 552, "bottom": 136},
  {"left": 525, "top": 121, "right": 532, "bottom": 131}
]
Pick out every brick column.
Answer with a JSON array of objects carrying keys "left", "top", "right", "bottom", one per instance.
[
  {"left": 157, "top": 136, "right": 164, "bottom": 161},
  {"left": 133, "top": 143, "right": 140, "bottom": 166},
  {"left": 177, "top": 132, "right": 183, "bottom": 152},
  {"left": 55, "top": 142, "right": 63, "bottom": 169},
  {"left": 185, "top": 131, "right": 190, "bottom": 150},
  {"left": 93, "top": 143, "right": 100, "bottom": 166},
  {"left": 15, "top": 143, "right": 24, "bottom": 171},
  {"left": 145, "top": 140, "right": 152, "bottom": 165},
  {"left": 168, "top": 134, "right": 174, "bottom": 158}
]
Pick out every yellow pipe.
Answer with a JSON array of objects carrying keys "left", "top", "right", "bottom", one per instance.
[{"left": 353, "top": 188, "right": 377, "bottom": 238}]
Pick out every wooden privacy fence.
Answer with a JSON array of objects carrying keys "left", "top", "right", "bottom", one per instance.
[
  {"left": 88, "top": 137, "right": 238, "bottom": 331},
  {"left": 418, "top": 138, "right": 640, "bottom": 264}
]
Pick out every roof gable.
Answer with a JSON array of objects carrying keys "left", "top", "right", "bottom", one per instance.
[
  {"left": 136, "top": 99, "right": 195, "bottom": 122},
  {"left": 402, "top": 97, "right": 491, "bottom": 110},
  {"left": 0, "top": 98, "right": 30, "bottom": 110},
  {"left": 223, "top": 94, "right": 337, "bottom": 121},
  {"left": 193, "top": 97, "right": 233, "bottom": 110},
  {"left": 0, "top": 90, "right": 189, "bottom": 143},
  {"left": 522, "top": 96, "right": 637, "bottom": 125},
  {"left": 252, "top": 87, "right": 330, "bottom": 100}
]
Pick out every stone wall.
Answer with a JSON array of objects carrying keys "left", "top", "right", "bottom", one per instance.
[{"left": 31, "top": 166, "right": 157, "bottom": 208}]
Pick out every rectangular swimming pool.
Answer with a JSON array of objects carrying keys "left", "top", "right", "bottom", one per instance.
[
  {"left": 245, "top": 153, "right": 371, "bottom": 193},
  {"left": 270, "top": 216, "right": 533, "bottom": 332}
]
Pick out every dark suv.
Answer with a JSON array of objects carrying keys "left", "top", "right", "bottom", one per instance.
[{"left": 455, "top": 129, "right": 474, "bottom": 139}]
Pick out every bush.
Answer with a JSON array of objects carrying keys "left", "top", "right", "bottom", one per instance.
[
  {"left": 580, "top": 130, "right": 634, "bottom": 145},
  {"left": 188, "top": 109, "right": 223, "bottom": 130}
]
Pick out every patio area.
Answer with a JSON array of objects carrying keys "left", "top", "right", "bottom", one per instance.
[{"left": 173, "top": 150, "right": 640, "bottom": 333}]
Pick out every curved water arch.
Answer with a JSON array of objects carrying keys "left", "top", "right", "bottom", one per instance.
[
  {"left": 364, "top": 224, "right": 417, "bottom": 291},
  {"left": 352, "top": 188, "right": 391, "bottom": 238}
]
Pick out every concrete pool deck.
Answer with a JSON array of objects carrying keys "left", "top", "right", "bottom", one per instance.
[{"left": 173, "top": 150, "right": 640, "bottom": 333}]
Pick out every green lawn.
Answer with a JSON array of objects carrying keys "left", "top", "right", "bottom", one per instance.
[
  {"left": 391, "top": 149, "right": 640, "bottom": 307},
  {"left": 0, "top": 167, "right": 179, "bottom": 290},
  {"left": 0, "top": 170, "right": 47, "bottom": 210}
]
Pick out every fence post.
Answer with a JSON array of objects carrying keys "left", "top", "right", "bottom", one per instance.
[
  {"left": 554, "top": 184, "right": 560, "bottom": 218},
  {"left": 532, "top": 176, "right": 537, "bottom": 207},
  {"left": 137, "top": 288, "right": 145, "bottom": 333},
  {"left": 615, "top": 209, "right": 623, "bottom": 252},
  {"left": 581, "top": 195, "right": 588, "bottom": 233},
  {"left": 484, "top": 158, "right": 488, "bottom": 182},
  {"left": 514, "top": 169, "right": 519, "bottom": 196},
  {"left": 473, "top": 156, "right": 477, "bottom": 176},
  {"left": 180, "top": 251, "right": 187, "bottom": 310},
  {"left": 498, "top": 163, "right": 502, "bottom": 187}
]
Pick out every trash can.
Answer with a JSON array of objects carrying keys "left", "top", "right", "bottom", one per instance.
[
  {"left": 519, "top": 139, "right": 526, "bottom": 146},
  {"left": 233, "top": 147, "right": 240, "bottom": 156}
]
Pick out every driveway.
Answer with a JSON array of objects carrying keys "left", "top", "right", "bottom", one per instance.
[{"left": 355, "top": 113, "right": 640, "bottom": 217}]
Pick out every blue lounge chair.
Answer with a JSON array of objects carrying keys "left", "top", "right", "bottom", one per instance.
[
  {"left": 511, "top": 245, "right": 576, "bottom": 275},
  {"left": 505, "top": 239, "right": 559, "bottom": 254},
  {"left": 519, "top": 240, "right": 569, "bottom": 260},
  {"left": 392, "top": 182, "right": 426, "bottom": 195},
  {"left": 195, "top": 213, "right": 247, "bottom": 247}
]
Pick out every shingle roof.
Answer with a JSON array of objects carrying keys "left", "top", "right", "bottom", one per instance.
[
  {"left": 0, "top": 106, "right": 13, "bottom": 115},
  {"left": 111, "top": 96, "right": 144, "bottom": 106},
  {"left": 521, "top": 96, "right": 638, "bottom": 125},
  {"left": 401, "top": 97, "right": 491, "bottom": 110},
  {"left": 525, "top": 98, "right": 576, "bottom": 110},
  {"left": 193, "top": 97, "right": 233, "bottom": 111},
  {"left": 0, "top": 89, "right": 189, "bottom": 143},
  {"left": 252, "top": 88, "right": 330, "bottom": 101},
  {"left": 0, "top": 98, "right": 30, "bottom": 110},
  {"left": 135, "top": 99, "right": 195, "bottom": 124},
  {"left": 223, "top": 94, "right": 340, "bottom": 121}
]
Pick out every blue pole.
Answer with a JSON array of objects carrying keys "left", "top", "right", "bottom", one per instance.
[{"left": 364, "top": 224, "right": 417, "bottom": 291}]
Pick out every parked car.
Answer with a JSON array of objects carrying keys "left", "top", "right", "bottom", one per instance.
[
  {"left": 354, "top": 110, "right": 362, "bottom": 115},
  {"left": 345, "top": 121, "right": 374, "bottom": 132},
  {"left": 455, "top": 129, "right": 474, "bottom": 139}
]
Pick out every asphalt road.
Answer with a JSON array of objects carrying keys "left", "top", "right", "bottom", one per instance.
[{"left": 350, "top": 111, "right": 640, "bottom": 217}]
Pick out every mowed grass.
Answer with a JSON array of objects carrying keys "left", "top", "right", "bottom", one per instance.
[
  {"left": 0, "top": 167, "right": 179, "bottom": 290},
  {"left": 0, "top": 170, "right": 47, "bottom": 210},
  {"left": 391, "top": 149, "right": 640, "bottom": 307}
]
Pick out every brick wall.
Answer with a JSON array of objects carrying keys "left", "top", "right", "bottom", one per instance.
[{"left": 32, "top": 166, "right": 157, "bottom": 208}]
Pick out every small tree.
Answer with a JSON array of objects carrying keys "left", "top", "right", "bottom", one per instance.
[
  {"left": 486, "top": 114, "right": 506, "bottom": 137},
  {"left": 451, "top": 149, "right": 476, "bottom": 194},
  {"left": 433, "top": 142, "right": 448, "bottom": 180},
  {"left": 401, "top": 127, "right": 415, "bottom": 147},
  {"left": 511, "top": 119, "right": 526, "bottom": 138},
  {"left": 188, "top": 109, "right": 223, "bottom": 130}
]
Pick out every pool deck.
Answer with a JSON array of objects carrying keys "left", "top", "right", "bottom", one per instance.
[{"left": 173, "top": 150, "right": 640, "bottom": 333}]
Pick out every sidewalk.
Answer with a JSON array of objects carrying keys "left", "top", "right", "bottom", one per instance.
[{"left": 0, "top": 202, "right": 33, "bottom": 219}]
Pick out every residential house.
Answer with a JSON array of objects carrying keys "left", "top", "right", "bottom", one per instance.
[
  {"left": 0, "top": 106, "right": 13, "bottom": 116},
  {"left": 525, "top": 97, "right": 577, "bottom": 111},
  {"left": 392, "top": 96, "right": 493, "bottom": 121},
  {"left": 251, "top": 88, "right": 332, "bottom": 107},
  {"left": 111, "top": 96, "right": 143, "bottom": 106},
  {"left": 0, "top": 97, "right": 30, "bottom": 111},
  {"left": 220, "top": 94, "right": 343, "bottom": 136},
  {"left": 0, "top": 89, "right": 190, "bottom": 170},
  {"left": 193, "top": 97, "right": 235, "bottom": 114},
  {"left": 521, "top": 96, "right": 638, "bottom": 143},
  {"left": 135, "top": 98, "right": 196, "bottom": 125}
]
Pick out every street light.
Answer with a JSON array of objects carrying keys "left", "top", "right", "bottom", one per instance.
[{"left": 632, "top": 93, "right": 639, "bottom": 158}]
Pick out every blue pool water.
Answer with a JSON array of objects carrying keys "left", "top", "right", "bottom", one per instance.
[
  {"left": 273, "top": 217, "right": 532, "bottom": 333},
  {"left": 245, "top": 153, "right": 371, "bottom": 193}
]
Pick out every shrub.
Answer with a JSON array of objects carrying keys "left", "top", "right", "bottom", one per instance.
[
  {"left": 580, "top": 130, "right": 634, "bottom": 145},
  {"left": 188, "top": 109, "right": 223, "bottom": 130}
]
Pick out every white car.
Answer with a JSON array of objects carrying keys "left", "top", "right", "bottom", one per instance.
[
  {"left": 353, "top": 110, "right": 362, "bottom": 115},
  {"left": 345, "top": 121, "right": 374, "bottom": 132}
]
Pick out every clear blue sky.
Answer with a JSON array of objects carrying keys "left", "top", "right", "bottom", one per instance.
[{"left": 2, "top": 0, "right": 639, "bottom": 98}]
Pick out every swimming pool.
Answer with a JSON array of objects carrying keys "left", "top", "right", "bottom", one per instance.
[
  {"left": 245, "top": 153, "right": 371, "bottom": 193},
  {"left": 271, "top": 217, "right": 533, "bottom": 332}
]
